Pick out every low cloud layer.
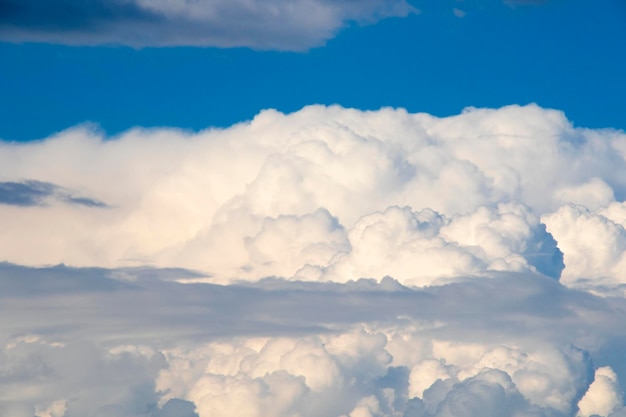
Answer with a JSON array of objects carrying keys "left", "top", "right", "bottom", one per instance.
[
  {"left": 2, "top": 264, "right": 626, "bottom": 417},
  {"left": 2, "top": 104, "right": 626, "bottom": 416},
  {"left": 0, "top": 0, "right": 415, "bottom": 50}
]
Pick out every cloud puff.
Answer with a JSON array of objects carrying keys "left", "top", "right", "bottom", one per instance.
[
  {"left": 310, "top": 202, "right": 563, "bottom": 285},
  {"left": 542, "top": 203, "right": 626, "bottom": 291},
  {"left": 0, "top": 0, "right": 415, "bottom": 50},
  {"left": 1, "top": 319, "right": 598, "bottom": 417},
  {"left": 578, "top": 367, "right": 624, "bottom": 417},
  {"left": 2, "top": 104, "right": 626, "bottom": 292}
]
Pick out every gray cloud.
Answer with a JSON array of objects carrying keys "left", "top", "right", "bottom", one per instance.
[
  {"left": 0, "top": 180, "right": 107, "bottom": 208},
  {"left": 0, "top": 180, "right": 56, "bottom": 206},
  {"left": 0, "top": 0, "right": 415, "bottom": 50},
  {"left": 1, "top": 264, "right": 625, "bottom": 416}
]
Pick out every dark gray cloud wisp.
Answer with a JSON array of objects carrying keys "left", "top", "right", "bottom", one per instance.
[
  {"left": 0, "top": 180, "right": 107, "bottom": 207},
  {"left": 0, "top": 0, "right": 416, "bottom": 50}
]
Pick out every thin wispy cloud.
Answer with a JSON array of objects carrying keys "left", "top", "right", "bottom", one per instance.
[{"left": 0, "top": 180, "right": 107, "bottom": 208}]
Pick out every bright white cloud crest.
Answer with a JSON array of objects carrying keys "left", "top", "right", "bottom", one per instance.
[
  {"left": 2, "top": 104, "right": 625, "bottom": 287},
  {"left": 2, "top": 104, "right": 626, "bottom": 417}
]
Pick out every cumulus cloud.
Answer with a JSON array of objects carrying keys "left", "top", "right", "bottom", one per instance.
[
  {"left": 543, "top": 203, "right": 626, "bottom": 291},
  {"left": 578, "top": 367, "right": 624, "bottom": 417},
  {"left": 312, "top": 202, "right": 563, "bottom": 285},
  {"left": 0, "top": 0, "right": 416, "bottom": 50},
  {"left": 1, "top": 104, "right": 625, "bottom": 291},
  {"left": 3, "top": 104, "right": 626, "bottom": 415},
  {"left": 1, "top": 263, "right": 626, "bottom": 417}
]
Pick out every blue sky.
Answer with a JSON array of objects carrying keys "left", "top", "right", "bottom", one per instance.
[{"left": 1, "top": 0, "right": 625, "bottom": 141}]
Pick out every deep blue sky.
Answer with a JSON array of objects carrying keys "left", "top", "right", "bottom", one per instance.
[{"left": 1, "top": 0, "right": 625, "bottom": 141}]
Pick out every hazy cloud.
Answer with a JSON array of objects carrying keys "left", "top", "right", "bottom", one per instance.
[
  {"left": 452, "top": 8, "right": 466, "bottom": 18},
  {"left": 0, "top": 0, "right": 416, "bottom": 50}
]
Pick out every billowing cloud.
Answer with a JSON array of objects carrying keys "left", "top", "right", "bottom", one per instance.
[
  {"left": 1, "top": 263, "right": 626, "bottom": 417},
  {"left": 543, "top": 202, "right": 626, "bottom": 292},
  {"left": 1, "top": 104, "right": 625, "bottom": 291},
  {"left": 3, "top": 104, "right": 626, "bottom": 416},
  {"left": 0, "top": 0, "right": 416, "bottom": 50},
  {"left": 578, "top": 367, "right": 624, "bottom": 417}
]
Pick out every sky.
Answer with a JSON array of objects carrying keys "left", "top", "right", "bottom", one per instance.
[
  {"left": 2, "top": 1, "right": 626, "bottom": 417},
  {"left": 1, "top": 0, "right": 625, "bottom": 141}
]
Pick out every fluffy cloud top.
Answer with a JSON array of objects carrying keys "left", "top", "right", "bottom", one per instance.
[
  {"left": 1, "top": 104, "right": 625, "bottom": 290},
  {"left": 0, "top": 0, "right": 415, "bottom": 50}
]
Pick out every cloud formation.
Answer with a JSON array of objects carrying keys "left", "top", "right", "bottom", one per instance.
[
  {"left": 1, "top": 104, "right": 625, "bottom": 291},
  {"left": 2, "top": 264, "right": 626, "bottom": 417},
  {"left": 3, "top": 104, "right": 626, "bottom": 416},
  {"left": 0, "top": 0, "right": 415, "bottom": 50}
]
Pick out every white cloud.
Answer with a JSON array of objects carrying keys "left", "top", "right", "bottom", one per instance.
[
  {"left": 543, "top": 204, "right": 626, "bottom": 291},
  {"left": 3, "top": 104, "right": 626, "bottom": 415},
  {"left": 316, "top": 202, "right": 562, "bottom": 285},
  {"left": 578, "top": 367, "right": 624, "bottom": 417},
  {"left": 2, "top": 104, "right": 626, "bottom": 291}
]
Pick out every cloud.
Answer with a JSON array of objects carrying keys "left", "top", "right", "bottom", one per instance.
[
  {"left": 0, "top": 0, "right": 416, "bottom": 50},
  {"left": 542, "top": 203, "right": 626, "bottom": 292},
  {"left": 3, "top": 104, "right": 626, "bottom": 415},
  {"left": 1, "top": 104, "right": 625, "bottom": 292},
  {"left": 0, "top": 180, "right": 107, "bottom": 208},
  {"left": 578, "top": 367, "right": 624, "bottom": 417},
  {"left": 311, "top": 202, "right": 563, "bottom": 285},
  {"left": 452, "top": 8, "right": 466, "bottom": 18},
  {"left": 2, "top": 265, "right": 625, "bottom": 417}
]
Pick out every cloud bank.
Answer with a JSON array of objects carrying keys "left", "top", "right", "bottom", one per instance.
[
  {"left": 0, "top": 0, "right": 415, "bottom": 50},
  {"left": 3, "top": 104, "right": 626, "bottom": 416},
  {"left": 2, "top": 264, "right": 626, "bottom": 417},
  {"left": 1, "top": 104, "right": 626, "bottom": 290}
]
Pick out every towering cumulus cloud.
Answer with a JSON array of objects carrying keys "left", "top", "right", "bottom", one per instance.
[
  {"left": 1, "top": 104, "right": 625, "bottom": 288},
  {"left": 0, "top": 0, "right": 415, "bottom": 50},
  {"left": 2, "top": 104, "right": 626, "bottom": 417}
]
